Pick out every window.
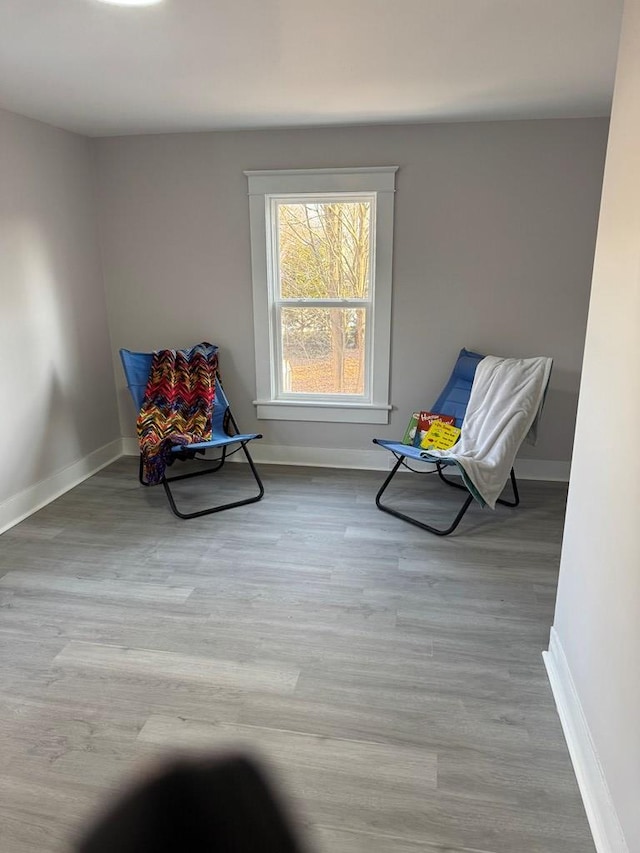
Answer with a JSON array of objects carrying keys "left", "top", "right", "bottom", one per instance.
[{"left": 245, "top": 167, "right": 397, "bottom": 423}]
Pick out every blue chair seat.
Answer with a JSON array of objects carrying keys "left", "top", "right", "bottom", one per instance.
[
  {"left": 372, "top": 439, "right": 457, "bottom": 466},
  {"left": 170, "top": 433, "right": 260, "bottom": 453}
]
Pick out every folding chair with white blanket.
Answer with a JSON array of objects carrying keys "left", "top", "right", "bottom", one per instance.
[{"left": 373, "top": 350, "right": 552, "bottom": 535}]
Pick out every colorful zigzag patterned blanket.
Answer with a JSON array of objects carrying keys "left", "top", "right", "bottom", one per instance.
[{"left": 137, "top": 342, "right": 218, "bottom": 485}]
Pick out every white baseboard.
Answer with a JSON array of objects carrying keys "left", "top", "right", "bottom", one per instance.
[
  {"left": 238, "top": 443, "right": 390, "bottom": 471},
  {"left": 0, "top": 438, "right": 123, "bottom": 535},
  {"left": 122, "top": 437, "right": 569, "bottom": 481},
  {"left": 543, "top": 628, "right": 628, "bottom": 853},
  {"left": 123, "top": 437, "right": 141, "bottom": 456}
]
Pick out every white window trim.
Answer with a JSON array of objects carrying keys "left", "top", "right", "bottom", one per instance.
[{"left": 245, "top": 167, "right": 397, "bottom": 424}]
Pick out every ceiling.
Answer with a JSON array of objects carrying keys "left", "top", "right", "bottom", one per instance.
[{"left": 0, "top": 0, "right": 624, "bottom": 138}]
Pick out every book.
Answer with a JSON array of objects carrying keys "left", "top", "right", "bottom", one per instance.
[
  {"left": 419, "top": 420, "right": 461, "bottom": 451},
  {"left": 401, "top": 412, "right": 420, "bottom": 445},
  {"left": 414, "top": 411, "right": 456, "bottom": 447}
]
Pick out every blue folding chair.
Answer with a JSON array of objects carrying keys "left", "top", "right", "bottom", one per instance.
[
  {"left": 120, "top": 348, "right": 264, "bottom": 519},
  {"left": 373, "top": 348, "right": 519, "bottom": 535}
]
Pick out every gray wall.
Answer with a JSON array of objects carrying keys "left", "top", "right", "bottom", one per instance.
[
  {"left": 94, "top": 118, "right": 608, "bottom": 464},
  {"left": 552, "top": 0, "right": 639, "bottom": 847},
  {"left": 0, "top": 108, "right": 119, "bottom": 510}
]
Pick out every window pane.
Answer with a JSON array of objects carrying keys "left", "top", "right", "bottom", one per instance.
[
  {"left": 278, "top": 202, "right": 371, "bottom": 300},
  {"left": 281, "top": 307, "right": 366, "bottom": 396}
]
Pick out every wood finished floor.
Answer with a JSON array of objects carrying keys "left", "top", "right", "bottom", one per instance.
[{"left": 0, "top": 458, "right": 594, "bottom": 853}]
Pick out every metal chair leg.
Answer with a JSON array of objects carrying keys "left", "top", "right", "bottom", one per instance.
[
  {"left": 437, "top": 464, "right": 520, "bottom": 507},
  {"left": 375, "top": 457, "right": 475, "bottom": 536},
  {"left": 161, "top": 443, "right": 264, "bottom": 520},
  {"left": 375, "top": 456, "right": 520, "bottom": 536},
  {"left": 139, "top": 451, "right": 226, "bottom": 486}
]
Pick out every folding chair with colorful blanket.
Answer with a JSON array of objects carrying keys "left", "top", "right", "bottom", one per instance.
[
  {"left": 120, "top": 342, "right": 264, "bottom": 519},
  {"left": 373, "top": 348, "right": 552, "bottom": 535}
]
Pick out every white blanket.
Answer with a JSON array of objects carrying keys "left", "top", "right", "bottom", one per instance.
[{"left": 422, "top": 355, "right": 553, "bottom": 509}]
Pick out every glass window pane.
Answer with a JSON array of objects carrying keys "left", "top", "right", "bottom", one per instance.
[
  {"left": 281, "top": 307, "right": 366, "bottom": 396},
  {"left": 278, "top": 201, "right": 371, "bottom": 300}
]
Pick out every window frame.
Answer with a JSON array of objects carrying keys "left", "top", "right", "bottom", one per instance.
[
  {"left": 269, "top": 192, "right": 376, "bottom": 404},
  {"left": 245, "top": 167, "right": 397, "bottom": 424}
]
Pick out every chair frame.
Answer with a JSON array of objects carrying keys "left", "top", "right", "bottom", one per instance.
[
  {"left": 121, "top": 348, "right": 264, "bottom": 520},
  {"left": 372, "top": 347, "right": 528, "bottom": 536},
  {"left": 137, "top": 400, "right": 265, "bottom": 520},
  {"left": 373, "top": 449, "right": 520, "bottom": 537}
]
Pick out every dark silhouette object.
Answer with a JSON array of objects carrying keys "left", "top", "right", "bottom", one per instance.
[{"left": 77, "top": 755, "right": 307, "bottom": 853}]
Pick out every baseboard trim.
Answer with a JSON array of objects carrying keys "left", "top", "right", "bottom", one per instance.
[
  {"left": 122, "top": 437, "right": 139, "bottom": 457},
  {"left": 543, "top": 628, "right": 628, "bottom": 853},
  {"left": 122, "top": 437, "right": 569, "bottom": 480},
  {"left": 239, "top": 443, "right": 392, "bottom": 471},
  {"left": 0, "top": 438, "right": 123, "bottom": 535}
]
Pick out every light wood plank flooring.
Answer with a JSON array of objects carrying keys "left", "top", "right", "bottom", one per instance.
[{"left": 0, "top": 458, "right": 594, "bottom": 852}]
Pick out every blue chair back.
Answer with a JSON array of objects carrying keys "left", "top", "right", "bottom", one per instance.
[
  {"left": 120, "top": 349, "right": 154, "bottom": 412},
  {"left": 431, "top": 348, "right": 485, "bottom": 427},
  {"left": 119, "top": 348, "right": 228, "bottom": 434}
]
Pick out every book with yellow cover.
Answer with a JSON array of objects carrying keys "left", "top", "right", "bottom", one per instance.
[
  {"left": 415, "top": 410, "right": 455, "bottom": 446},
  {"left": 419, "top": 421, "right": 461, "bottom": 451}
]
